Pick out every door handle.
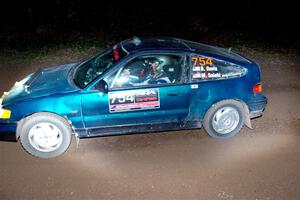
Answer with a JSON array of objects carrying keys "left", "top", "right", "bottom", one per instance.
[{"left": 167, "top": 93, "right": 179, "bottom": 96}]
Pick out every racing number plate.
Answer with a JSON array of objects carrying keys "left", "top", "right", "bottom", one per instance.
[{"left": 108, "top": 88, "right": 160, "bottom": 113}]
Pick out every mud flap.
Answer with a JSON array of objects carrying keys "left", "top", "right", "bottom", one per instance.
[
  {"left": 75, "top": 132, "right": 80, "bottom": 148},
  {"left": 242, "top": 103, "right": 252, "bottom": 129},
  {"left": 68, "top": 120, "right": 80, "bottom": 148}
]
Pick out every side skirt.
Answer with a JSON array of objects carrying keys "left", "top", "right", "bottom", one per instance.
[{"left": 76, "top": 121, "right": 202, "bottom": 139}]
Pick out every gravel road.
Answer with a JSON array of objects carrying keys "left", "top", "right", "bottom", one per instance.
[{"left": 0, "top": 47, "right": 299, "bottom": 200}]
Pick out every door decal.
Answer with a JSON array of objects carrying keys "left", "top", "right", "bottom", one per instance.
[{"left": 108, "top": 88, "right": 160, "bottom": 113}]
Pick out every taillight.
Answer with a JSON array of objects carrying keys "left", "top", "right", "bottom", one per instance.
[{"left": 253, "top": 83, "right": 262, "bottom": 93}]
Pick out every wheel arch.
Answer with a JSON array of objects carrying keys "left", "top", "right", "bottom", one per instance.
[
  {"left": 16, "top": 111, "right": 74, "bottom": 140},
  {"left": 206, "top": 98, "right": 252, "bottom": 129}
]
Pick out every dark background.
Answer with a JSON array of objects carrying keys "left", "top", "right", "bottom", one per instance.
[
  {"left": 0, "top": 0, "right": 299, "bottom": 50},
  {"left": 0, "top": 2, "right": 300, "bottom": 200}
]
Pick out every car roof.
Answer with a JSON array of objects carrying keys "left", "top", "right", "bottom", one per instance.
[
  {"left": 120, "top": 37, "right": 192, "bottom": 52},
  {"left": 120, "top": 37, "right": 251, "bottom": 64}
]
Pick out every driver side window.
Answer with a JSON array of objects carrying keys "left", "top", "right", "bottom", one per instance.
[{"left": 105, "top": 54, "right": 184, "bottom": 89}]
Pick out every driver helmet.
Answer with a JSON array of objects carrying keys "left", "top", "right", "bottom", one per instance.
[{"left": 149, "top": 58, "right": 164, "bottom": 72}]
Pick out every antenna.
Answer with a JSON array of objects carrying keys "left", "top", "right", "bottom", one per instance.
[{"left": 228, "top": 47, "right": 232, "bottom": 53}]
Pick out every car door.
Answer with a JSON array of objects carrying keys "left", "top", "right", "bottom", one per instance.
[{"left": 81, "top": 52, "right": 191, "bottom": 129}]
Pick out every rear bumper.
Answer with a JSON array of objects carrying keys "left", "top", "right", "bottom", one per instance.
[
  {"left": 0, "top": 122, "right": 17, "bottom": 142},
  {"left": 249, "top": 109, "right": 265, "bottom": 118},
  {"left": 248, "top": 95, "right": 267, "bottom": 119}
]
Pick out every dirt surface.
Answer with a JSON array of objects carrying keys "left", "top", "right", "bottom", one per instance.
[{"left": 0, "top": 47, "right": 299, "bottom": 200}]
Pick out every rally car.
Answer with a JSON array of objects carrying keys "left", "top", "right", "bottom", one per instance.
[{"left": 0, "top": 37, "right": 267, "bottom": 158}]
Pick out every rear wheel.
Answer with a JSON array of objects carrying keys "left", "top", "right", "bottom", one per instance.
[
  {"left": 19, "top": 113, "right": 72, "bottom": 158},
  {"left": 203, "top": 100, "right": 244, "bottom": 139}
]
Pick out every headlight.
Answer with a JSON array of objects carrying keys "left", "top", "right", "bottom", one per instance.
[{"left": 0, "top": 108, "right": 11, "bottom": 119}]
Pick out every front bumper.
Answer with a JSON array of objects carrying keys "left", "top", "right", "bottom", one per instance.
[
  {"left": 248, "top": 95, "right": 268, "bottom": 119},
  {"left": 1, "top": 96, "right": 17, "bottom": 141},
  {"left": 0, "top": 122, "right": 17, "bottom": 142}
]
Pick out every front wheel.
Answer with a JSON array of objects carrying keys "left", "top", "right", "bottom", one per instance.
[
  {"left": 203, "top": 100, "right": 244, "bottom": 139},
  {"left": 19, "top": 113, "right": 72, "bottom": 158}
]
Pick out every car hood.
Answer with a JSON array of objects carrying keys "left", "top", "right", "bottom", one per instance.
[{"left": 1, "top": 63, "right": 79, "bottom": 106}]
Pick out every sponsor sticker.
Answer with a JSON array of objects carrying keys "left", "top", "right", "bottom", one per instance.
[{"left": 108, "top": 88, "right": 160, "bottom": 112}]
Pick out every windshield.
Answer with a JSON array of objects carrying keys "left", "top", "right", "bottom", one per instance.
[{"left": 73, "top": 48, "right": 125, "bottom": 88}]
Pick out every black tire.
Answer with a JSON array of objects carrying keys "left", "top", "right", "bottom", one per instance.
[
  {"left": 19, "top": 113, "right": 72, "bottom": 158},
  {"left": 203, "top": 100, "right": 244, "bottom": 139}
]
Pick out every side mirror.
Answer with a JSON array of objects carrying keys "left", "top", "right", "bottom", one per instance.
[{"left": 96, "top": 80, "right": 108, "bottom": 93}]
